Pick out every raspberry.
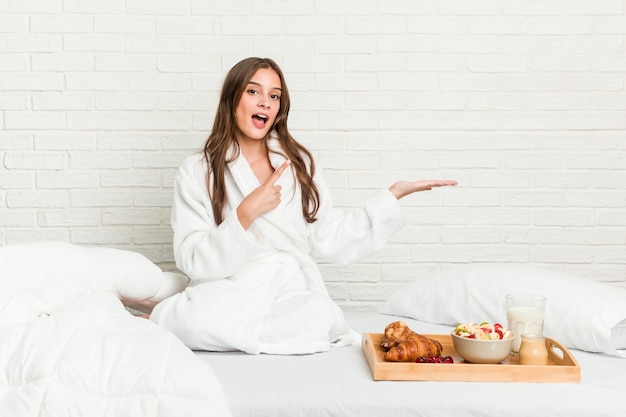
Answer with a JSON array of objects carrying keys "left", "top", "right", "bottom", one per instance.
[{"left": 416, "top": 355, "right": 454, "bottom": 364}]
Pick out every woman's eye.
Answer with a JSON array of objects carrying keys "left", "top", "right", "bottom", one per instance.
[
  {"left": 247, "top": 89, "right": 258, "bottom": 95},
  {"left": 271, "top": 94, "right": 281, "bottom": 100}
]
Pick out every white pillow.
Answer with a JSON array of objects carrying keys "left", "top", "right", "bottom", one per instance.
[
  {"left": 0, "top": 241, "right": 188, "bottom": 320},
  {"left": 380, "top": 264, "right": 626, "bottom": 357}
]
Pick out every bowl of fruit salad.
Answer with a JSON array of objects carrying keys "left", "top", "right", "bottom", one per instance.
[{"left": 451, "top": 322, "right": 514, "bottom": 364}]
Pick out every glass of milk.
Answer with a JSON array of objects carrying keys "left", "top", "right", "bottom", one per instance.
[{"left": 505, "top": 293, "right": 546, "bottom": 355}]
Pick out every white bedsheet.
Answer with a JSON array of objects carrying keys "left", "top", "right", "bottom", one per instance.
[
  {"left": 0, "top": 241, "right": 232, "bottom": 417},
  {"left": 197, "top": 311, "right": 626, "bottom": 417}
]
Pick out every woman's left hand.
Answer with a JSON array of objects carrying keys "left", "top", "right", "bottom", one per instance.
[{"left": 389, "top": 179, "right": 458, "bottom": 199}]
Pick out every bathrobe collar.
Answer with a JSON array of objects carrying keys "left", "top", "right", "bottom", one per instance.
[
  {"left": 225, "top": 132, "right": 308, "bottom": 253},
  {"left": 227, "top": 132, "right": 290, "bottom": 196}
]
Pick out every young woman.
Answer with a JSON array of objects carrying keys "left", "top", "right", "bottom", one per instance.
[{"left": 149, "top": 57, "right": 457, "bottom": 354}]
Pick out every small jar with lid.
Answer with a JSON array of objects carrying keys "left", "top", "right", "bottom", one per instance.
[{"left": 518, "top": 334, "right": 548, "bottom": 365}]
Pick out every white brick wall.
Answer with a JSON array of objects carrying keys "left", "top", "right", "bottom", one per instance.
[{"left": 2, "top": 0, "right": 626, "bottom": 310}]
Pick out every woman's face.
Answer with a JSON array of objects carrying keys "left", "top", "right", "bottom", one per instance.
[{"left": 235, "top": 68, "right": 282, "bottom": 144}]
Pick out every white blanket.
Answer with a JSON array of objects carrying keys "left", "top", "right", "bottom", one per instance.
[{"left": 0, "top": 241, "right": 232, "bottom": 417}]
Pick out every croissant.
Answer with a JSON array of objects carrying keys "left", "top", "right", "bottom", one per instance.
[
  {"left": 379, "top": 321, "right": 415, "bottom": 350},
  {"left": 384, "top": 333, "right": 443, "bottom": 362}
]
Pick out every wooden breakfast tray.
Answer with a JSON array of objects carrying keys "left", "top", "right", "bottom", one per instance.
[{"left": 362, "top": 333, "right": 580, "bottom": 383}]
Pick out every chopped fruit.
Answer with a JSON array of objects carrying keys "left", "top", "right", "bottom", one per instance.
[{"left": 453, "top": 322, "right": 512, "bottom": 340}]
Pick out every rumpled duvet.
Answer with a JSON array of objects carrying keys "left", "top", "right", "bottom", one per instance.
[{"left": 0, "top": 241, "right": 232, "bottom": 417}]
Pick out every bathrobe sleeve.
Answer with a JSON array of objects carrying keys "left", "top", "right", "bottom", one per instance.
[
  {"left": 308, "top": 166, "right": 406, "bottom": 265},
  {"left": 171, "top": 154, "right": 265, "bottom": 281}
]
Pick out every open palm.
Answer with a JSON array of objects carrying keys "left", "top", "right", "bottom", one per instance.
[{"left": 389, "top": 179, "right": 458, "bottom": 199}]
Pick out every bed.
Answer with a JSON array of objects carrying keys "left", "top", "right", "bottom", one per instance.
[
  {"left": 197, "top": 310, "right": 626, "bottom": 417},
  {"left": 197, "top": 263, "right": 626, "bottom": 417},
  {"left": 2, "top": 242, "right": 626, "bottom": 417}
]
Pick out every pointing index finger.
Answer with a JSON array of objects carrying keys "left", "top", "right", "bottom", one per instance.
[{"left": 268, "top": 160, "right": 291, "bottom": 185}]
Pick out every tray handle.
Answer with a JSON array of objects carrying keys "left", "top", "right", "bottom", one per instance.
[{"left": 546, "top": 337, "right": 577, "bottom": 366}]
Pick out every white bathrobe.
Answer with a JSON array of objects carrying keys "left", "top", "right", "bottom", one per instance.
[{"left": 150, "top": 136, "right": 405, "bottom": 354}]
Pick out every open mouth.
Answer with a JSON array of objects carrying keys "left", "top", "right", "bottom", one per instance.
[{"left": 252, "top": 114, "right": 269, "bottom": 127}]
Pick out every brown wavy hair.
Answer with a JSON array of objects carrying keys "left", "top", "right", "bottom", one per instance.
[{"left": 203, "top": 57, "right": 320, "bottom": 225}]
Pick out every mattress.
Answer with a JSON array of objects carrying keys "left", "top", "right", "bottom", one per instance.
[{"left": 196, "top": 311, "right": 626, "bottom": 417}]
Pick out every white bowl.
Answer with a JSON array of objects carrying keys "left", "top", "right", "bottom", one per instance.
[{"left": 451, "top": 332, "right": 514, "bottom": 364}]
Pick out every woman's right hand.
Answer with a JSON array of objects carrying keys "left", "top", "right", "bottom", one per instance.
[{"left": 236, "top": 160, "right": 291, "bottom": 229}]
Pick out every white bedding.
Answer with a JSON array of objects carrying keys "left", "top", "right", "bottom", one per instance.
[
  {"left": 5, "top": 242, "right": 625, "bottom": 416},
  {"left": 197, "top": 311, "right": 626, "bottom": 417},
  {"left": 0, "top": 241, "right": 232, "bottom": 417}
]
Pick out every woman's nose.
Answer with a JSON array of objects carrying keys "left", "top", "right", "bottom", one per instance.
[{"left": 258, "top": 95, "right": 270, "bottom": 108}]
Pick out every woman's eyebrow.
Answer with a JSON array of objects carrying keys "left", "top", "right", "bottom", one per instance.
[{"left": 248, "top": 81, "right": 282, "bottom": 91}]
